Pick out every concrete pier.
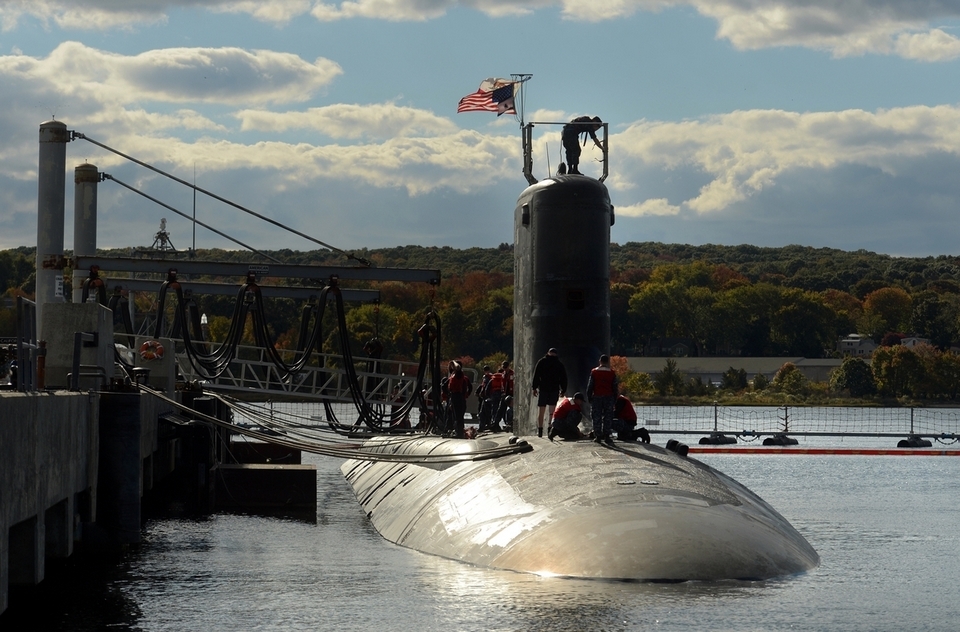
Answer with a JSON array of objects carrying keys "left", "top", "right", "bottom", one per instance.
[{"left": 0, "top": 392, "right": 98, "bottom": 615}]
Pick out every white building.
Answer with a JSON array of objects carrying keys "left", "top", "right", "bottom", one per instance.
[{"left": 838, "top": 334, "right": 877, "bottom": 358}]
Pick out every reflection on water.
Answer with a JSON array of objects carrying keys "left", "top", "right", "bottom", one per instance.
[{"left": 4, "top": 445, "right": 960, "bottom": 631}]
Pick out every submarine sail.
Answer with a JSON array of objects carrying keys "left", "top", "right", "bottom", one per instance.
[{"left": 513, "top": 175, "right": 612, "bottom": 436}]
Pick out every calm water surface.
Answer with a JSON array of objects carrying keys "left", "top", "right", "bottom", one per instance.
[{"left": 6, "top": 437, "right": 960, "bottom": 631}]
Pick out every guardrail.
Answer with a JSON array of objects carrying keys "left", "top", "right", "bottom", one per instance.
[{"left": 127, "top": 339, "right": 476, "bottom": 407}]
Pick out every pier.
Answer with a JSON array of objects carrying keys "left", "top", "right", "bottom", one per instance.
[{"left": 0, "top": 344, "right": 320, "bottom": 615}]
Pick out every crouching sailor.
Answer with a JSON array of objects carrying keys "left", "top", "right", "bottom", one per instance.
[{"left": 549, "top": 392, "right": 587, "bottom": 441}]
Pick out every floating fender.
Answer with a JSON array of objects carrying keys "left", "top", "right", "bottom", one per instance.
[
  {"left": 700, "top": 434, "right": 738, "bottom": 445},
  {"left": 763, "top": 434, "right": 799, "bottom": 446},
  {"left": 897, "top": 435, "right": 933, "bottom": 448},
  {"left": 666, "top": 439, "right": 689, "bottom": 456}
]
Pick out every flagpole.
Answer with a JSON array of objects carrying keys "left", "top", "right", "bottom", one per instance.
[
  {"left": 511, "top": 74, "right": 533, "bottom": 126},
  {"left": 511, "top": 74, "right": 536, "bottom": 185}
]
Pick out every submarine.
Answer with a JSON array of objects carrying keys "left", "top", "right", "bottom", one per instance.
[
  {"left": 341, "top": 433, "right": 819, "bottom": 581},
  {"left": 343, "top": 123, "right": 818, "bottom": 580}
]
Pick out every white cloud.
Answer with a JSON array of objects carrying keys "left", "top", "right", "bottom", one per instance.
[
  {"left": 893, "top": 28, "right": 960, "bottom": 61},
  {"left": 695, "top": 1, "right": 960, "bottom": 61},
  {"left": 215, "top": 0, "right": 313, "bottom": 23},
  {"left": 0, "top": 0, "right": 171, "bottom": 31},
  {"left": 235, "top": 103, "right": 459, "bottom": 140},
  {"left": 613, "top": 105, "right": 960, "bottom": 215},
  {"left": 0, "top": 41, "right": 341, "bottom": 110},
  {"left": 6, "top": 1, "right": 960, "bottom": 60},
  {"left": 616, "top": 198, "right": 681, "bottom": 217}
]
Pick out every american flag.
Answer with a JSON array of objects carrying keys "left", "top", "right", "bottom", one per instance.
[{"left": 457, "top": 78, "right": 517, "bottom": 115}]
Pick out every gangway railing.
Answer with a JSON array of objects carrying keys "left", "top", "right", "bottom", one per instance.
[{"left": 172, "top": 344, "right": 419, "bottom": 403}]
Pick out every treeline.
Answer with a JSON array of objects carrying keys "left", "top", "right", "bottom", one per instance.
[
  {"left": 619, "top": 350, "right": 960, "bottom": 403},
  {"left": 4, "top": 242, "right": 960, "bottom": 365}
]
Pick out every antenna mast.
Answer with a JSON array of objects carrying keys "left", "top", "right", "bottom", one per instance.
[{"left": 510, "top": 74, "right": 533, "bottom": 126}]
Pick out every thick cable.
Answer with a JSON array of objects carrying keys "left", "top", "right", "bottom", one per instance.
[{"left": 141, "top": 385, "right": 531, "bottom": 463}]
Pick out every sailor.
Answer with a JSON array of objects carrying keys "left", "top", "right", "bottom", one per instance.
[
  {"left": 486, "top": 367, "right": 505, "bottom": 432},
  {"left": 445, "top": 361, "right": 473, "bottom": 438},
  {"left": 613, "top": 392, "right": 637, "bottom": 440},
  {"left": 532, "top": 348, "right": 568, "bottom": 438},
  {"left": 549, "top": 392, "right": 587, "bottom": 441},
  {"left": 477, "top": 365, "right": 494, "bottom": 431},
  {"left": 587, "top": 354, "right": 618, "bottom": 445},
  {"left": 495, "top": 360, "right": 514, "bottom": 427},
  {"left": 561, "top": 116, "right": 603, "bottom": 175},
  {"left": 478, "top": 365, "right": 504, "bottom": 432}
]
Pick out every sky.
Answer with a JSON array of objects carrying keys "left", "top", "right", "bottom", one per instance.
[{"left": 4, "top": 2, "right": 960, "bottom": 259}]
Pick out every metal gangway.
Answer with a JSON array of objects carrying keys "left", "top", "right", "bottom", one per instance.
[{"left": 172, "top": 344, "right": 424, "bottom": 404}]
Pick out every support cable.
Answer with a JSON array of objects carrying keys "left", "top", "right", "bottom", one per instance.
[
  {"left": 103, "top": 174, "right": 281, "bottom": 263},
  {"left": 73, "top": 132, "right": 370, "bottom": 266}
]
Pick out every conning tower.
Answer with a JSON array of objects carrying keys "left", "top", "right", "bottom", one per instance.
[{"left": 513, "top": 121, "right": 614, "bottom": 436}]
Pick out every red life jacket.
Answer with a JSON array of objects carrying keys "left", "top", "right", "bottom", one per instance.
[
  {"left": 502, "top": 368, "right": 514, "bottom": 395},
  {"left": 488, "top": 372, "right": 504, "bottom": 393},
  {"left": 553, "top": 396, "right": 582, "bottom": 420},
  {"left": 615, "top": 395, "right": 637, "bottom": 422},
  {"left": 589, "top": 366, "right": 617, "bottom": 398},
  {"left": 448, "top": 372, "right": 470, "bottom": 396}
]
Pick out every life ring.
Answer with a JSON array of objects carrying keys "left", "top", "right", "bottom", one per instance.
[{"left": 138, "top": 340, "right": 165, "bottom": 361}]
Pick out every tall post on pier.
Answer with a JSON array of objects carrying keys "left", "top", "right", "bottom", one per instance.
[
  {"left": 36, "top": 120, "right": 69, "bottom": 340},
  {"left": 72, "top": 163, "right": 100, "bottom": 303}
]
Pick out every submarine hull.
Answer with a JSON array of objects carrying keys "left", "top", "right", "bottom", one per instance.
[{"left": 341, "top": 436, "right": 819, "bottom": 581}]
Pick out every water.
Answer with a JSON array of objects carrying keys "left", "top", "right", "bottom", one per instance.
[{"left": 5, "top": 439, "right": 960, "bottom": 631}]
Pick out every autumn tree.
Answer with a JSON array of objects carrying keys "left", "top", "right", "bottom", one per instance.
[
  {"left": 861, "top": 287, "right": 912, "bottom": 339},
  {"left": 829, "top": 357, "right": 876, "bottom": 397},
  {"left": 871, "top": 345, "right": 923, "bottom": 398}
]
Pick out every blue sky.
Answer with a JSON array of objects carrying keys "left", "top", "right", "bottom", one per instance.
[{"left": 4, "top": 2, "right": 960, "bottom": 258}]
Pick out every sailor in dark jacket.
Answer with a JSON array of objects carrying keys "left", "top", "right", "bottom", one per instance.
[
  {"left": 531, "top": 348, "right": 567, "bottom": 438},
  {"left": 561, "top": 116, "right": 603, "bottom": 175}
]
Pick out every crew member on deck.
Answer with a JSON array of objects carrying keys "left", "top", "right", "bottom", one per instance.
[{"left": 561, "top": 116, "right": 603, "bottom": 175}]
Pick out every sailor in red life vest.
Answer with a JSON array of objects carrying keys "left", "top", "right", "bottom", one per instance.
[
  {"left": 549, "top": 392, "right": 586, "bottom": 441},
  {"left": 480, "top": 366, "right": 505, "bottom": 432},
  {"left": 586, "top": 354, "right": 618, "bottom": 445},
  {"left": 613, "top": 392, "right": 651, "bottom": 443},
  {"left": 614, "top": 392, "right": 638, "bottom": 440},
  {"left": 500, "top": 360, "right": 514, "bottom": 396},
  {"left": 445, "top": 361, "right": 473, "bottom": 438}
]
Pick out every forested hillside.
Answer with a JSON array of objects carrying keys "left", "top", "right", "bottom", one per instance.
[{"left": 4, "top": 242, "right": 960, "bottom": 366}]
